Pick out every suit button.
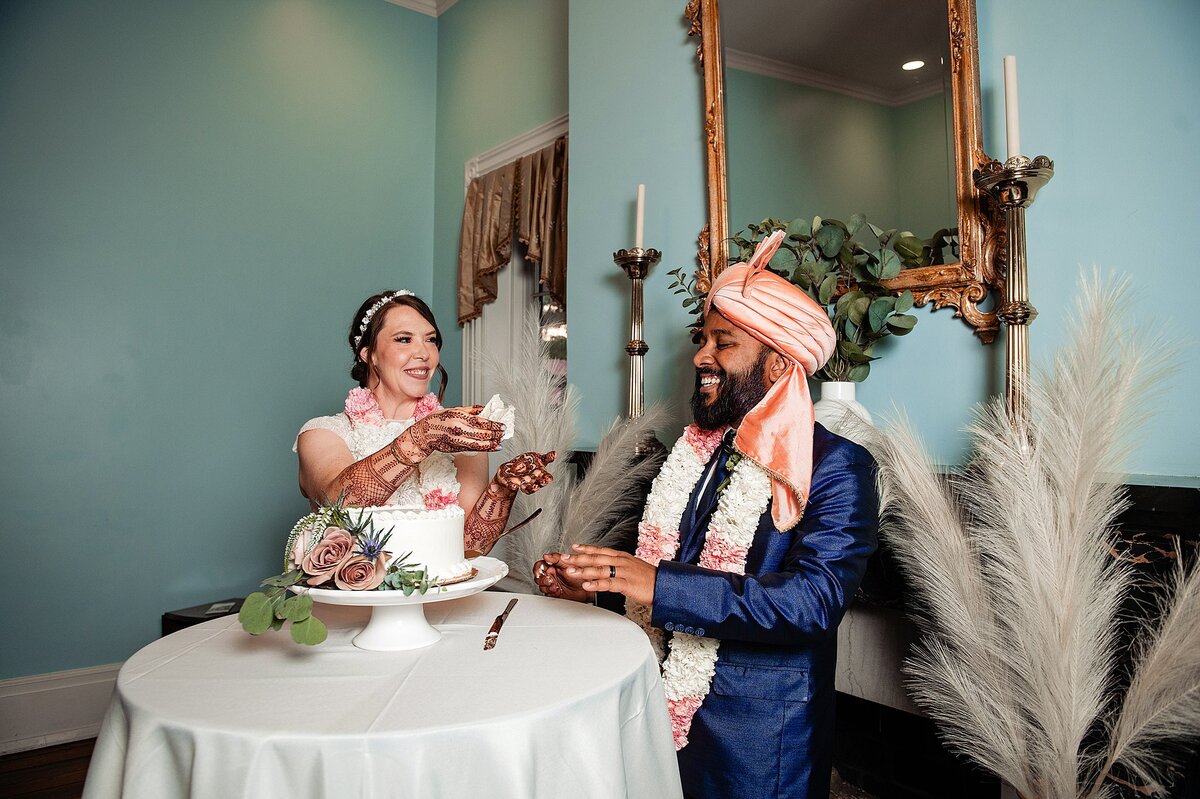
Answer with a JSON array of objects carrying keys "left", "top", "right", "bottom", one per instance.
[
  {"left": 696, "top": 628, "right": 705, "bottom": 637},
  {"left": 684, "top": 626, "right": 696, "bottom": 635},
  {"left": 664, "top": 622, "right": 674, "bottom": 631}
]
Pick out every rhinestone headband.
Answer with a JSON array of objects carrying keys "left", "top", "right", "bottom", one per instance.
[{"left": 353, "top": 290, "right": 414, "bottom": 349}]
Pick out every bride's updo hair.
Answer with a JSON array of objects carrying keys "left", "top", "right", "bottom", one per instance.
[{"left": 349, "top": 291, "right": 448, "bottom": 400}]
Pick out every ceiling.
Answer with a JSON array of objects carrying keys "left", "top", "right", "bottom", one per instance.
[{"left": 720, "top": 0, "right": 951, "bottom": 105}]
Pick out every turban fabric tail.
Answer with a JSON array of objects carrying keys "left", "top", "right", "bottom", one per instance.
[{"left": 704, "top": 230, "right": 837, "bottom": 531}]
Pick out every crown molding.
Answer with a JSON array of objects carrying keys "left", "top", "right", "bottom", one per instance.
[
  {"left": 384, "top": 0, "right": 459, "bottom": 17},
  {"left": 464, "top": 113, "right": 569, "bottom": 185},
  {"left": 725, "top": 48, "right": 941, "bottom": 108}
]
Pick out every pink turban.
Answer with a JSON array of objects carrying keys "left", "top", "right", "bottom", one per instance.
[{"left": 704, "top": 230, "right": 836, "bottom": 531}]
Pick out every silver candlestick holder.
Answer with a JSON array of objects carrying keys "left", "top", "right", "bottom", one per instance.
[
  {"left": 613, "top": 246, "right": 663, "bottom": 455},
  {"left": 974, "top": 154, "right": 1054, "bottom": 422}
]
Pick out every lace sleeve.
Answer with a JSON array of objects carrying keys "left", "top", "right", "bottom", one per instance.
[{"left": 292, "top": 414, "right": 352, "bottom": 453}]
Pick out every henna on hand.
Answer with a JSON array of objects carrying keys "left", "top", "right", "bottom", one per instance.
[
  {"left": 464, "top": 480, "right": 517, "bottom": 553},
  {"left": 495, "top": 451, "right": 557, "bottom": 494},
  {"left": 332, "top": 435, "right": 419, "bottom": 507},
  {"left": 406, "top": 407, "right": 503, "bottom": 457}
]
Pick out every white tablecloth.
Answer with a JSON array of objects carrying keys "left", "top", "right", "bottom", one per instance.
[{"left": 83, "top": 591, "right": 682, "bottom": 799}]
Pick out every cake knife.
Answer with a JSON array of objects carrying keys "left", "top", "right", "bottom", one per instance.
[{"left": 483, "top": 598, "right": 518, "bottom": 651}]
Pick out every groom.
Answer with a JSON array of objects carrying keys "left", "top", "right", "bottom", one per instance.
[{"left": 536, "top": 231, "right": 879, "bottom": 799}]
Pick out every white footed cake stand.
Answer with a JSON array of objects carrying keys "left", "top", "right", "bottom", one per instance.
[{"left": 294, "top": 557, "right": 508, "bottom": 651}]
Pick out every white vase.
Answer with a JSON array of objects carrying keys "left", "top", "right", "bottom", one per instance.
[{"left": 813, "top": 381, "right": 873, "bottom": 443}]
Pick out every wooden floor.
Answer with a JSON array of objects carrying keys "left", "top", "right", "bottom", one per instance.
[
  {"left": 0, "top": 739, "right": 879, "bottom": 798},
  {"left": 0, "top": 739, "right": 94, "bottom": 799}
]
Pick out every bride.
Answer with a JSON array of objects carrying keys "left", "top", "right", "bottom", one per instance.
[{"left": 295, "top": 290, "right": 555, "bottom": 554}]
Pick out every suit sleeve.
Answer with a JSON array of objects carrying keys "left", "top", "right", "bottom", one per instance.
[{"left": 649, "top": 440, "right": 879, "bottom": 645}]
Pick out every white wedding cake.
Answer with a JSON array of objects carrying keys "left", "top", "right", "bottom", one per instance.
[{"left": 349, "top": 504, "right": 473, "bottom": 585}]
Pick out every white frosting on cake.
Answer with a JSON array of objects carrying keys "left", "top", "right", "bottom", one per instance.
[{"left": 349, "top": 504, "right": 471, "bottom": 584}]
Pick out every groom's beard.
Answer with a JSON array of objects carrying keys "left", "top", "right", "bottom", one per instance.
[{"left": 691, "top": 349, "right": 770, "bottom": 431}]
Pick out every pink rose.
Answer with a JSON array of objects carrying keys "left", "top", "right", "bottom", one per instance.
[
  {"left": 423, "top": 488, "right": 459, "bottom": 510},
  {"left": 302, "top": 526, "right": 355, "bottom": 586},
  {"left": 334, "top": 554, "right": 388, "bottom": 591},
  {"left": 345, "top": 387, "right": 385, "bottom": 426}
]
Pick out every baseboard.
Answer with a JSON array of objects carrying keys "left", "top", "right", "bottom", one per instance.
[{"left": 0, "top": 664, "right": 121, "bottom": 755}]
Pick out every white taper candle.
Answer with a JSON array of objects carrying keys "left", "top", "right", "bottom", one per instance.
[
  {"left": 1004, "top": 55, "right": 1021, "bottom": 159},
  {"left": 635, "top": 184, "right": 645, "bottom": 249}
]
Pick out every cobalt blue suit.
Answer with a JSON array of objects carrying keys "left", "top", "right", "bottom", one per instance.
[{"left": 650, "top": 423, "right": 879, "bottom": 799}]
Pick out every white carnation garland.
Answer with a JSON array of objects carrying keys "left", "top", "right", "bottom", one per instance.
[{"left": 626, "top": 424, "right": 773, "bottom": 750}]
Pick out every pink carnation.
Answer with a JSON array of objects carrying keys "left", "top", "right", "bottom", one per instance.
[
  {"left": 634, "top": 522, "right": 680, "bottom": 566},
  {"left": 684, "top": 423, "right": 724, "bottom": 462},
  {"left": 411, "top": 393, "right": 443, "bottom": 422},
  {"left": 698, "top": 540, "right": 751, "bottom": 573},
  {"left": 333, "top": 554, "right": 388, "bottom": 591},
  {"left": 423, "top": 489, "right": 459, "bottom": 510},
  {"left": 345, "top": 388, "right": 385, "bottom": 426},
  {"left": 302, "top": 526, "right": 355, "bottom": 586},
  {"left": 667, "top": 695, "right": 704, "bottom": 750}
]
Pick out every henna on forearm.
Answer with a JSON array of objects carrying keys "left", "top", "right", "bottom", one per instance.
[
  {"left": 332, "top": 434, "right": 424, "bottom": 507},
  {"left": 464, "top": 480, "right": 517, "bottom": 552}
]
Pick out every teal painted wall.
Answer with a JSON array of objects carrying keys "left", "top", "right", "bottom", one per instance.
[
  {"left": 567, "top": 0, "right": 707, "bottom": 448},
  {"left": 0, "top": 0, "right": 437, "bottom": 678},
  {"left": 974, "top": 0, "right": 1200, "bottom": 477},
  {"left": 431, "top": 0, "right": 568, "bottom": 403}
]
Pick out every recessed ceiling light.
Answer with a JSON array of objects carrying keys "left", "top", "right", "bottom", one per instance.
[{"left": 902, "top": 60, "right": 925, "bottom": 71}]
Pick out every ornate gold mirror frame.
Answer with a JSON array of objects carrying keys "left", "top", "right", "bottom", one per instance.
[{"left": 686, "top": 0, "right": 1003, "bottom": 342}]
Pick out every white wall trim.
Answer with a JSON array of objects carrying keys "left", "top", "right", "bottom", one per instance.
[
  {"left": 726, "top": 48, "right": 942, "bottom": 108},
  {"left": 0, "top": 663, "right": 121, "bottom": 754},
  {"left": 464, "top": 113, "right": 569, "bottom": 184},
  {"left": 384, "top": 0, "right": 458, "bottom": 17}
]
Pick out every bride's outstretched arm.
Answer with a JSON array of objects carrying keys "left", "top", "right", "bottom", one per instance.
[
  {"left": 464, "top": 451, "right": 556, "bottom": 554},
  {"left": 298, "top": 408, "right": 503, "bottom": 507}
]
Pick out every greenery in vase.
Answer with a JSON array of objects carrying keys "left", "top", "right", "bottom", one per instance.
[{"left": 670, "top": 215, "right": 953, "bottom": 382}]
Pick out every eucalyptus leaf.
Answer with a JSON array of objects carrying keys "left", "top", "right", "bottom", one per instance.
[
  {"left": 848, "top": 363, "right": 871, "bottom": 382},
  {"left": 280, "top": 593, "right": 313, "bottom": 622},
  {"left": 837, "top": 340, "right": 875, "bottom": 364},
  {"left": 877, "top": 248, "right": 903, "bottom": 280},
  {"left": 887, "top": 314, "right": 918, "bottom": 334},
  {"left": 895, "top": 235, "right": 924, "bottom": 261},
  {"left": 847, "top": 296, "right": 870, "bottom": 326},
  {"left": 818, "top": 273, "right": 839, "bottom": 306},
  {"left": 848, "top": 212, "right": 866, "bottom": 236},
  {"left": 786, "top": 217, "right": 811, "bottom": 239},
  {"left": 868, "top": 297, "right": 897, "bottom": 332},
  {"left": 844, "top": 319, "right": 859, "bottom": 341},
  {"left": 815, "top": 224, "right": 845, "bottom": 258},
  {"left": 896, "top": 289, "right": 914, "bottom": 313},
  {"left": 868, "top": 222, "right": 884, "bottom": 239},
  {"left": 238, "top": 592, "right": 274, "bottom": 635},
  {"left": 290, "top": 616, "right": 328, "bottom": 646}
]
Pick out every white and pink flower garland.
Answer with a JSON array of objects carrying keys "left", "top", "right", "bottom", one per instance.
[
  {"left": 343, "top": 388, "right": 459, "bottom": 510},
  {"left": 625, "top": 424, "right": 773, "bottom": 750}
]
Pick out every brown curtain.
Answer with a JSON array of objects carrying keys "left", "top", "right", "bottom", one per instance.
[
  {"left": 516, "top": 136, "right": 567, "bottom": 310},
  {"left": 458, "top": 135, "right": 567, "bottom": 325},
  {"left": 457, "top": 161, "right": 518, "bottom": 325}
]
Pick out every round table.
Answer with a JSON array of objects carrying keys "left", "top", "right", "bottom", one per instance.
[{"left": 82, "top": 592, "right": 682, "bottom": 798}]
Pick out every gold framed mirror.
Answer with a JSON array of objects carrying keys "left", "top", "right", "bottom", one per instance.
[{"left": 686, "top": 0, "right": 1003, "bottom": 342}]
